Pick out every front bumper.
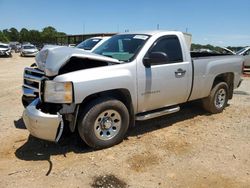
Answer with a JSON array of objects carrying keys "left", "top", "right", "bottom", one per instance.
[
  {"left": 22, "top": 98, "right": 64, "bottom": 142},
  {"left": 0, "top": 50, "right": 11, "bottom": 56},
  {"left": 22, "top": 52, "right": 38, "bottom": 56}
]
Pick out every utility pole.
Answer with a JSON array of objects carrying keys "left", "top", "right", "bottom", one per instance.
[
  {"left": 83, "top": 23, "right": 85, "bottom": 34},
  {"left": 117, "top": 24, "right": 120, "bottom": 33},
  {"left": 157, "top": 24, "right": 160, "bottom": 30}
]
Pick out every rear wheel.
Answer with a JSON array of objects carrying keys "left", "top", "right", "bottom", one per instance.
[
  {"left": 78, "top": 98, "right": 129, "bottom": 149},
  {"left": 202, "top": 82, "right": 229, "bottom": 113}
]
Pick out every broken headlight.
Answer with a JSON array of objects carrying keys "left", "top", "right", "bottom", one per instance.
[{"left": 44, "top": 81, "right": 73, "bottom": 103}]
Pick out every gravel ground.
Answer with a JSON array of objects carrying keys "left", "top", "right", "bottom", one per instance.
[{"left": 0, "top": 53, "right": 249, "bottom": 188}]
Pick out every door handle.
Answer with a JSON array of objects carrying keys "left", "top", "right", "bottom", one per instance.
[{"left": 175, "top": 69, "right": 186, "bottom": 77}]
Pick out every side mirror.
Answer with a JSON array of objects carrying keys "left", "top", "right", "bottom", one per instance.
[{"left": 143, "top": 52, "right": 168, "bottom": 68}]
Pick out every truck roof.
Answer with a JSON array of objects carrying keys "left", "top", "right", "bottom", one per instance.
[
  {"left": 119, "top": 30, "right": 184, "bottom": 36},
  {"left": 118, "top": 30, "right": 192, "bottom": 50}
]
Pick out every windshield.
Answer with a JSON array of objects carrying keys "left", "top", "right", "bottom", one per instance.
[
  {"left": 76, "top": 38, "right": 101, "bottom": 50},
  {"left": 0, "top": 45, "right": 8, "bottom": 49},
  {"left": 93, "top": 34, "right": 149, "bottom": 62},
  {"left": 23, "top": 46, "right": 36, "bottom": 49}
]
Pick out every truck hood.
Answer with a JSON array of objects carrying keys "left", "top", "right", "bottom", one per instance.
[{"left": 35, "top": 45, "right": 120, "bottom": 76}]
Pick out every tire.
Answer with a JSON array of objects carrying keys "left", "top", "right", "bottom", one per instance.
[
  {"left": 202, "top": 82, "right": 229, "bottom": 113},
  {"left": 78, "top": 98, "right": 129, "bottom": 149}
]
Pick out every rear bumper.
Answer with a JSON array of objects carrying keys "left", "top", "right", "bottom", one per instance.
[
  {"left": 22, "top": 98, "right": 64, "bottom": 142},
  {"left": 243, "top": 66, "right": 250, "bottom": 75}
]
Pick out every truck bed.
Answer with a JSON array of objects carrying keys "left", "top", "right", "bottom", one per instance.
[{"left": 188, "top": 54, "right": 242, "bottom": 102}]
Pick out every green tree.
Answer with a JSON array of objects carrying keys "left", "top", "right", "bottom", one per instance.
[
  {"left": 41, "top": 26, "right": 57, "bottom": 44},
  {"left": 2, "top": 26, "right": 67, "bottom": 44},
  {"left": 9, "top": 27, "right": 19, "bottom": 41},
  {"left": 29, "top": 30, "right": 41, "bottom": 44},
  {"left": 56, "top": 31, "right": 67, "bottom": 44},
  {"left": 19, "top": 28, "right": 29, "bottom": 43},
  {"left": 2, "top": 29, "right": 10, "bottom": 40},
  {"left": 0, "top": 31, "right": 9, "bottom": 43}
]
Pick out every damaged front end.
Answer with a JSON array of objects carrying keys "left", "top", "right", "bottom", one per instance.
[
  {"left": 22, "top": 46, "right": 119, "bottom": 142},
  {"left": 23, "top": 99, "right": 64, "bottom": 142},
  {"left": 23, "top": 98, "right": 79, "bottom": 142}
]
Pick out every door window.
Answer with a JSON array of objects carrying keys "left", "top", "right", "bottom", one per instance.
[{"left": 147, "top": 36, "right": 183, "bottom": 64}]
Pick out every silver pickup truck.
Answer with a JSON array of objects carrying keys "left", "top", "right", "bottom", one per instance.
[{"left": 22, "top": 31, "right": 243, "bottom": 149}]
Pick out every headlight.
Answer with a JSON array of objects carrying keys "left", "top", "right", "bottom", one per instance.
[
  {"left": 44, "top": 81, "right": 73, "bottom": 103},
  {"left": 40, "top": 49, "right": 48, "bottom": 64}
]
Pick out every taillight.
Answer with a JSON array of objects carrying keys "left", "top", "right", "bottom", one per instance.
[{"left": 242, "top": 61, "right": 245, "bottom": 74}]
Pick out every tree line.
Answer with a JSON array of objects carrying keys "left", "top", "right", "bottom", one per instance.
[{"left": 0, "top": 26, "right": 66, "bottom": 45}]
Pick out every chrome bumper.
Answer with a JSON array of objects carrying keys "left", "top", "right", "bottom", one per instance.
[
  {"left": 22, "top": 99, "right": 64, "bottom": 142},
  {"left": 22, "top": 52, "right": 38, "bottom": 56}
]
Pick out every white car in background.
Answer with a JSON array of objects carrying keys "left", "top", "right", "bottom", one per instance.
[
  {"left": 20, "top": 44, "right": 39, "bottom": 57},
  {"left": 76, "top": 36, "right": 110, "bottom": 52},
  {"left": 0, "top": 43, "right": 12, "bottom": 57},
  {"left": 236, "top": 47, "right": 250, "bottom": 74}
]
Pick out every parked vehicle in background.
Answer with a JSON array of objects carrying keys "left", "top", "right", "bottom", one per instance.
[
  {"left": 22, "top": 31, "right": 243, "bottom": 149},
  {"left": 68, "top": 44, "right": 76, "bottom": 47},
  {"left": 236, "top": 47, "right": 250, "bottom": 56},
  {"left": 0, "top": 43, "right": 12, "bottom": 57},
  {"left": 76, "top": 36, "right": 110, "bottom": 52},
  {"left": 20, "top": 44, "right": 39, "bottom": 57},
  {"left": 192, "top": 47, "right": 235, "bottom": 55},
  {"left": 9, "top": 42, "right": 21, "bottom": 53},
  {"left": 220, "top": 47, "right": 235, "bottom": 55},
  {"left": 15, "top": 44, "right": 22, "bottom": 53},
  {"left": 236, "top": 47, "right": 250, "bottom": 74}
]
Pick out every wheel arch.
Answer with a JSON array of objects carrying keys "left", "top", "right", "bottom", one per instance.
[
  {"left": 75, "top": 89, "right": 135, "bottom": 131},
  {"left": 212, "top": 72, "right": 234, "bottom": 99}
]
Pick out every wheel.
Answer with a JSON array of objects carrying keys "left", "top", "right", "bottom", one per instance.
[
  {"left": 78, "top": 98, "right": 129, "bottom": 149},
  {"left": 202, "top": 82, "right": 229, "bottom": 113}
]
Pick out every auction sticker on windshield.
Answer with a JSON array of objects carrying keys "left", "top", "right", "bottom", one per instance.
[{"left": 133, "top": 35, "right": 148, "bottom": 40}]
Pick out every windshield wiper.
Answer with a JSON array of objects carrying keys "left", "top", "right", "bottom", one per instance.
[{"left": 102, "top": 54, "right": 113, "bottom": 58}]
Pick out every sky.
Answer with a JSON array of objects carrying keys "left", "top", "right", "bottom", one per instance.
[{"left": 0, "top": 0, "right": 250, "bottom": 46}]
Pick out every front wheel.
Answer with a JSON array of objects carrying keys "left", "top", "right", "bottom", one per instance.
[
  {"left": 202, "top": 82, "right": 229, "bottom": 113},
  {"left": 78, "top": 98, "right": 129, "bottom": 149}
]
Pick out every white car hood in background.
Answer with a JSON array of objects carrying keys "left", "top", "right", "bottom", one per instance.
[{"left": 35, "top": 46, "right": 120, "bottom": 76}]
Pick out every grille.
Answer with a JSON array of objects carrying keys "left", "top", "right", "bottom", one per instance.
[
  {"left": 23, "top": 67, "right": 45, "bottom": 98},
  {"left": 24, "top": 51, "right": 36, "bottom": 54}
]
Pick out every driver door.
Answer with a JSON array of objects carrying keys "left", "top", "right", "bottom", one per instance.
[{"left": 137, "top": 35, "right": 192, "bottom": 113}]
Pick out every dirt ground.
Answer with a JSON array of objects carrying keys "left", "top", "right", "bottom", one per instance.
[{"left": 0, "top": 53, "right": 249, "bottom": 188}]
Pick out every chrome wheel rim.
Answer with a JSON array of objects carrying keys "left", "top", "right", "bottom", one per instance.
[
  {"left": 94, "top": 109, "right": 121, "bottom": 140},
  {"left": 214, "top": 88, "right": 226, "bottom": 109}
]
